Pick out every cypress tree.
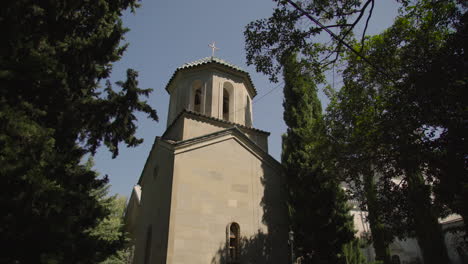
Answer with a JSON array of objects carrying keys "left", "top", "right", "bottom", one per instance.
[{"left": 281, "top": 52, "right": 355, "bottom": 264}]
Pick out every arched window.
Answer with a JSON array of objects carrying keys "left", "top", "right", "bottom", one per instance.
[
  {"left": 191, "top": 80, "right": 203, "bottom": 113},
  {"left": 194, "top": 89, "right": 202, "bottom": 113},
  {"left": 227, "top": 222, "right": 240, "bottom": 263},
  {"left": 144, "top": 226, "right": 152, "bottom": 264},
  {"left": 223, "top": 88, "right": 230, "bottom": 121},
  {"left": 245, "top": 95, "right": 252, "bottom": 127},
  {"left": 391, "top": 255, "right": 401, "bottom": 264},
  {"left": 222, "top": 82, "right": 234, "bottom": 121}
]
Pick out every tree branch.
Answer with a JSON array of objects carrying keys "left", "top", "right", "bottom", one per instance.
[
  {"left": 360, "top": 0, "right": 375, "bottom": 52},
  {"left": 341, "top": 0, "right": 374, "bottom": 42},
  {"left": 284, "top": 0, "right": 395, "bottom": 84}
]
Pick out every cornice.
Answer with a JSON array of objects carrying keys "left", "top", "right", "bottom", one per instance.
[
  {"left": 164, "top": 57, "right": 257, "bottom": 97},
  {"left": 162, "top": 109, "right": 270, "bottom": 140}
]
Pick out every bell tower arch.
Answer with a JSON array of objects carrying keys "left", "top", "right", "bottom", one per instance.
[{"left": 165, "top": 57, "right": 256, "bottom": 128}]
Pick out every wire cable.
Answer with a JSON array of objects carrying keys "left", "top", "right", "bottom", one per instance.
[{"left": 284, "top": 0, "right": 396, "bottom": 84}]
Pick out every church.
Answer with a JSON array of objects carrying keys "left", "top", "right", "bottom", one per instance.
[
  {"left": 124, "top": 55, "right": 467, "bottom": 264},
  {"left": 124, "top": 56, "right": 290, "bottom": 264}
]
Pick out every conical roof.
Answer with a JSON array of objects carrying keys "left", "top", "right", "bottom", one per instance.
[{"left": 165, "top": 56, "right": 257, "bottom": 97}]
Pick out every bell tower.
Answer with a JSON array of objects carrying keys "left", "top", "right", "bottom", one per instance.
[{"left": 165, "top": 57, "right": 255, "bottom": 127}]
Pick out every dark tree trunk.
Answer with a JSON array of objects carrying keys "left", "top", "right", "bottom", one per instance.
[
  {"left": 363, "top": 171, "right": 391, "bottom": 264},
  {"left": 406, "top": 169, "right": 449, "bottom": 264}
]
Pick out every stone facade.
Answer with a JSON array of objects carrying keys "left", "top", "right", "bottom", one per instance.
[{"left": 125, "top": 57, "right": 289, "bottom": 264}]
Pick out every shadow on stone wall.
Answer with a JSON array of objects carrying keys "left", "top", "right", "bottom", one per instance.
[
  {"left": 210, "top": 231, "right": 273, "bottom": 264},
  {"left": 210, "top": 159, "right": 289, "bottom": 264}
]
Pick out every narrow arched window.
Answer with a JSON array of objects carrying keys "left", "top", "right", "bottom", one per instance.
[
  {"left": 194, "top": 89, "right": 202, "bottom": 112},
  {"left": 144, "top": 226, "right": 152, "bottom": 264},
  {"left": 245, "top": 95, "right": 252, "bottom": 127},
  {"left": 223, "top": 89, "right": 230, "bottom": 121},
  {"left": 228, "top": 222, "right": 240, "bottom": 263},
  {"left": 191, "top": 80, "right": 203, "bottom": 113}
]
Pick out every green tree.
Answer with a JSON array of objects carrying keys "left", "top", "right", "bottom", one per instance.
[
  {"left": 281, "top": 52, "right": 354, "bottom": 264},
  {"left": 245, "top": 1, "right": 400, "bottom": 263},
  {"left": 0, "top": 0, "right": 157, "bottom": 263},
  {"left": 83, "top": 158, "right": 133, "bottom": 264},
  {"left": 326, "top": 2, "right": 466, "bottom": 263},
  {"left": 342, "top": 239, "right": 383, "bottom": 264},
  {"left": 324, "top": 42, "right": 399, "bottom": 264},
  {"left": 407, "top": 6, "right": 468, "bottom": 236},
  {"left": 246, "top": 1, "right": 466, "bottom": 264},
  {"left": 342, "top": 240, "right": 368, "bottom": 264},
  {"left": 91, "top": 192, "right": 132, "bottom": 264},
  {"left": 244, "top": 0, "right": 385, "bottom": 83}
]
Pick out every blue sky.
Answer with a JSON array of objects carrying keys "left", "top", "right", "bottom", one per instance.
[{"left": 93, "top": 0, "right": 399, "bottom": 197}]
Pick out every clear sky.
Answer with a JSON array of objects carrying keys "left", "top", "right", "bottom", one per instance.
[{"left": 93, "top": 0, "right": 399, "bottom": 197}]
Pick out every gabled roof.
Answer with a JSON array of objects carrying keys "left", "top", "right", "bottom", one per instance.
[
  {"left": 136, "top": 126, "right": 281, "bottom": 189},
  {"left": 165, "top": 56, "right": 258, "bottom": 97},
  {"left": 163, "top": 126, "right": 282, "bottom": 170}
]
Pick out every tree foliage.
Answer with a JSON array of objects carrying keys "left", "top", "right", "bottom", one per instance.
[
  {"left": 325, "top": 1, "right": 466, "bottom": 264},
  {"left": 245, "top": 0, "right": 406, "bottom": 82},
  {"left": 342, "top": 239, "right": 382, "bottom": 264},
  {"left": 90, "top": 188, "right": 133, "bottom": 264},
  {"left": 281, "top": 52, "right": 354, "bottom": 264},
  {"left": 246, "top": 1, "right": 466, "bottom": 264},
  {"left": 0, "top": 0, "right": 157, "bottom": 262}
]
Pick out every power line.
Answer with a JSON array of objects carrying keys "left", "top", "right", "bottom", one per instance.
[
  {"left": 253, "top": 81, "right": 284, "bottom": 104},
  {"left": 227, "top": 81, "right": 285, "bottom": 116}
]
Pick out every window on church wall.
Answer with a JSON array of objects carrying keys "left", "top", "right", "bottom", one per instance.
[
  {"left": 222, "top": 82, "right": 234, "bottom": 122},
  {"left": 223, "top": 89, "right": 230, "bottom": 121},
  {"left": 245, "top": 95, "right": 252, "bottom": 127},
  {"left": 191, "top": 80, "right": 203, "bottom": 113},
  {"left": 227, "top": 222, "right": 240, "bottom": 263},
  {"left": 194, "top": 89, "right": 202, "bottom": 113}
]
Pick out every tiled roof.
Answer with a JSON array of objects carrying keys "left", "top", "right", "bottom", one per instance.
[
  {"left": 184, "top": 109, "right": 269, "bottom": 134},
  {"left": 162, "top": 109, "right": 270, "bottom": 138},
  {"left": 165, "top": 56, "right": 257, "bottom": 96},
  {"left": 179, "top": 56, "right": 247, "bottom": 72}
]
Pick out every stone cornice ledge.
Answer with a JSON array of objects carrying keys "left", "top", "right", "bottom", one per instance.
[
  {"left": 159, "top": 127, "right": 282, "bottom": 171},
  {"left": 162, "top": 109, "right": 270, "bottom": 140}
]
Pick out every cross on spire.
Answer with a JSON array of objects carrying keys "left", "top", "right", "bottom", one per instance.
[{"left": 208, "top": 41, "right": 219, "bottom": 57}]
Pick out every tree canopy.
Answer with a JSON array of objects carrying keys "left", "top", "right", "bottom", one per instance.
[
  {"left": 0, "top": 0, "right": 157, "bottom": 262},
  {"left": 245, "top": 0, "right": 467, "bottom": 263}
]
